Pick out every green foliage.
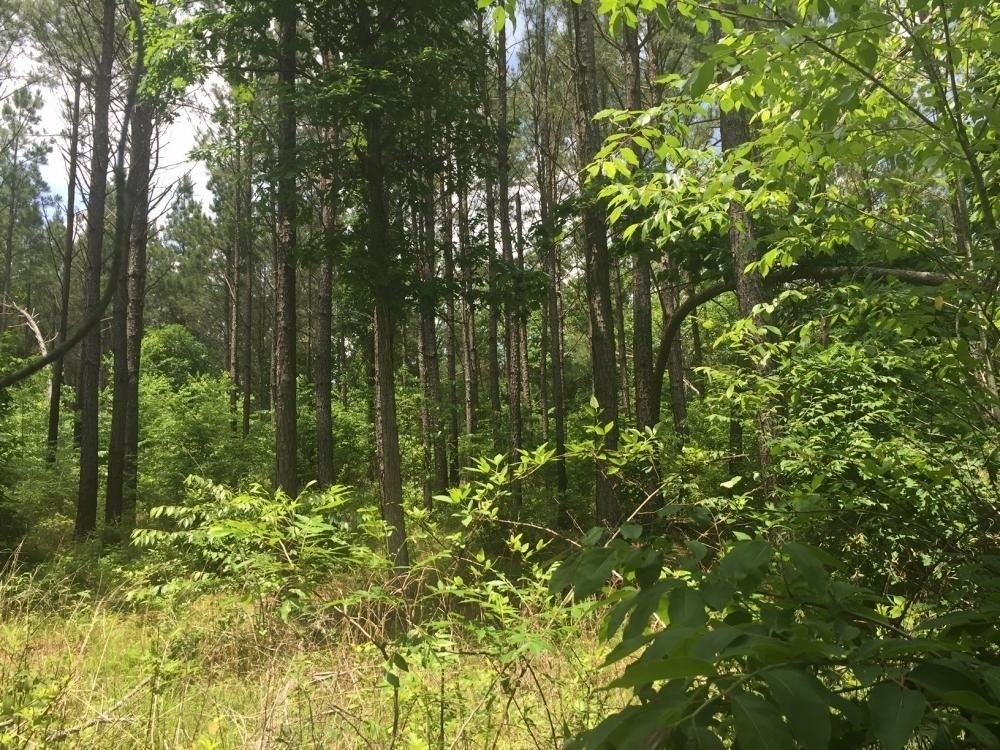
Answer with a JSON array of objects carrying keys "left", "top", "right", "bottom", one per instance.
[
  {"left": 559, "top": 529, "right": 1000, "bottom": 749},
  {"left": 0, "top": 373, "right": 76, "bottom": 565},
  {"left": 141, "top": 324, "right": 212, "bottom": 388},
  {"left": 137, "top": 372, "right": 272, "bottom": 510},
  {"left": 130, "top": 478, "right": 382, "bottom": 622}
]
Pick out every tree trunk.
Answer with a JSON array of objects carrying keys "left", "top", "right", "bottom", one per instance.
[
  {"left": 441, "top": 177, "right": 460, "bottom": 484},
  {"left": 533, "top": 0, "right": 568, "bottom": 517},
  {"left": 315, "top": 183, "right": 336, "bottom": 487},
  {"left": 2, "top": 136, "right": 19, "bottom": 337},
  {"left": 418, "top": 177, "right": 448, "bottom": 505},
  {"left": 497, "top": 22, "right": 523, "bottom": 514},
  {"left": 47, "top": 69, "right": 82, "bottom": 461},
  {"left": 107, "top": 16, "right": 149, "bottom": 528},
  {"left": 360, "top": 5, "right": 410, "bottom": 565},
  {"left": 624, "top": 24, "right": 655, "bottom": 430},
  {"left": 656, "top": 269, "right": 688, "bottom": 436},
  {"left": 480, "top": 15, "right": 503, "bottom": 446},
  {"left": 123, "top": 100, "right": 153, "bottom": 528},
  {"left": 515, "top": 192, "right": 532, "bottom": 420},
  {"left": 614, "top": 258, "right": 632, "bottom": 425},
  {"left": 571, "top": 0, "right": 619, "bottom": 525},
  {"left": 227, "top": 146, "right": 242, "bottom": 430},
  {"left": 273, "top": 2, "right": 299, "bottom": 497},
  {"left": 75, "top": 0, "right": 116, "bottom": 538},
  {"left": 458, "top": 185, "right": 478, "bottom": 437},
  {"left": 719, "top": 87, "right": 771, "bottom": 476},
  {"left": 242, "top": 144, "right": 254, "bottom": 437}
]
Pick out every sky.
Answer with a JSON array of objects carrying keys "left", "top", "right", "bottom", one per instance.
[{"left": 32, "top": 70, "right": 213, "bottom": 217}]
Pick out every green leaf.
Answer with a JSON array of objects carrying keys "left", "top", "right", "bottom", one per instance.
[
  {"left": 938, "top": 691, "right": 1000, "bottom": 719},
  {"left": 731, "top": 692, "right": 796, "bottom": 750},
  {"left": 620, "top": 523, "right": 643, "bottom": 541},
  {"left": 608, "top": 656, "right": 716, "bottom": 689},
  {"left": 720, "top": 475, "right": 742, "bottom": 489},
  {"left": 687, "top": 60, "right": 716, "bottom": 98},
  {"left": 684, "top": 725, "right": 724, "bottom": 749},
  {"left": 718, "top": 540, "right": 772, "bottom": 589},
  {"left": 868, "top": 683, "right": 926, "bottom": 750},
  {"left": 857, "top": 39, "right": 878, "bottom": 70},
  {"left": 620, "top": 146, "right": 640, "bottom": 166},
  {"left": 668, "top": 586, "right": 707, "bottom": 628},
  {"left": 762, "top": 668, "right": 831, "bottom": 750}
]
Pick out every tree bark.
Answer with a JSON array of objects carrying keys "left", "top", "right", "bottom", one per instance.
[
  {"left": 416, "top": 181, "right": 448, "bottom": 507},
  {"left": 123, "top": 100, "right": 153, "bottom": 528},
  {"left": 497, "top": 22, "right": 523, "bottom": 513},
  {"left": 532, "top": 0, "right": 568, "bottom": 516},
  {"left": 227, "top": 146, "right": 242, "bottom": 430},
  {"left": 571, "top": 0, "right": 619, "bottom": 525},
  {"left": 442, "top": 176, "right": 460, "bottom": 484},
  {"left": 458, "top": 184, "right": 478, "bottom": 437},
  {"left": 273, "top": 1, "right": 299, "bottom": 497},
  {"left": 480, "top": 15, "right": 503, "bottom": 446},
  {"left": 75, "top": 0, "right": 116, "bottom": 538},
  {"left": 106, "top": 18, "right": 147, "bottom": 528},
  {"left": 47, "top": 68, "right": 82, "bottom": 461},
  {"left": 365, "top": 104, "right": 409, "bottom": 565},
  {"left": 315, "top": 175, "right": 336, "bottom": 487},
  {"left": 242, "top": 143, "right": 254, "bottom": 437},
  {"left": 1, "top": 135, "right": 19, "bottom": 336},
  {"left": 624, "top": 23, "right": 655, "bottom": 430},
  {"left": 656, "top": 266, "right": 688, "bottom": 436}
]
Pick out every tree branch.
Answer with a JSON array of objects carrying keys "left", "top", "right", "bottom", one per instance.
[{"left": 652, "top": 265, "right": 954, "bottom": 405}]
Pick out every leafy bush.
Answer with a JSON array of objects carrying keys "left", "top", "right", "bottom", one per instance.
[
  {"left": 141, "top": 324, "right": 212, "bottom": 387},
  {"left": 130, "top": 477, "right": 383, "bottom": 621},
  {"left": 138, "top": 373, "right": 273, "bottom": 510}
]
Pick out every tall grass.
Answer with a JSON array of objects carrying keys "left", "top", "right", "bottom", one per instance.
[{"left": 0, "top": 556, "right": 621, "bottom": 750}]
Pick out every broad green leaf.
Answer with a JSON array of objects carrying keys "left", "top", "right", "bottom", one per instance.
[
  {"left": 608, "top": 657, "right": 716, "bottom": 688},
  {"left": 687, "top": 60, "right": 716, "bottom": 98},
  {"left": 731, "top": 692, "right": 796, "bottom": 750},
  {"left": 762, "top": 668, "right": 832, "bottom": 750},
  {"left": 684, "top": 725, "right": 724, "bottom": 749},
  {"left": 668, "top": 586, "right": 707, "bottom": 628},
  {"left": 868, "top": 683, "right": 926, "bottom": 750},
  {"left": 718, "top": 540, "right": 772, "bottom": 589}
]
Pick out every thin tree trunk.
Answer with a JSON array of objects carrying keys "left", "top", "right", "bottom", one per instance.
[
  {"left": 2, "top": 136, "right": 19, "bottom": 336},
  {"left": 615, "top": 258, "right": 632, "bottom": 425},
  {"left": 418, "top": 178, "right": 448, "bottom": 505},
  {"left": 572, "top": 0, "right": 619, "bottom": 524},
  {"left": 107, "top": 22, "right": 145, "bottom": 528},
  {"left": 47, "top": 69, "right": 82, "bottom": 461},
  {"left": 497, "top": 22, "right": 522, "bottom": 513},
  {"left": 273, "top": 2, "right": 299, "bottom": 497},
  {"left": 480, "top": 15, "right": 502, "bottom": 446},
  {"left": 315, "top": 171, "right": 336, "bottom": 487},
  {"left": 227, "top": 147, "right": 242, "bottom": 430},
  {"left": 242, "top": 144, "right": 254, "bottom": 437},
  {"left": 458, "top": 185, "right": 478, "bottom": 437},
  {"left": 361, "top": 3, "right": 409, "bottom": 564},
  {"left": 624, "top": 23, "right": 655, "bottom": 430},
  {"left": 366, "top": 108, "right": 409, "bottom": 565},
  {"left": 442, "top": 177, "right": 460, "bottom": 484},
  {"left": 719, "top": 82, "right": 771, "bottom": 476},
  {"left": 656, "top": 269, "right": 688, "bottom": 436},
  {"left": 533, "top": 0, "right": 567, "bottom": 516},
  {"left": 76, "top": 0, "right": 116, "bottom": 538},
  {"left": 123, "top": 100, "right": 153, "bottom": 528},
  {"left": 515, "top": 192, "right": 532, "bottom": 419}
]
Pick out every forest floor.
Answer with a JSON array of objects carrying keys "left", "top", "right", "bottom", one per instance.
[{"left": 0, "top": 568, "right": 623, "bottom": 750}]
